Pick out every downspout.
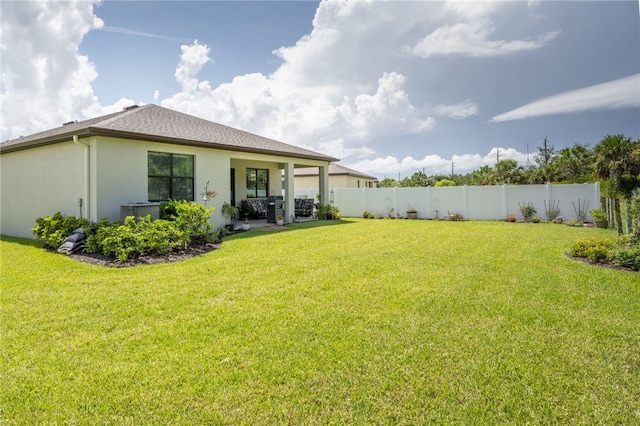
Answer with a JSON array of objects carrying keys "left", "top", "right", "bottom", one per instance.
[{"left": 73, "top": 135, "right": 90, "bottom": 221}]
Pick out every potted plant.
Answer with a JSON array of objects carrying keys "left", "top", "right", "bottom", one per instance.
[
  {"left": 590, "top": 208, "right": 608, "bottom": 229},
  {"left": 406, "top": 207, "right": 418, "bottom": 220},
  {"left": 241, "top": 219, "right": 251, "bottom": 231},
  {"left": 221, "top": 202, "right": 238, "bottom": 231},
  {"left": 276, "top": 214, "right": 284, "bottom": 226}
]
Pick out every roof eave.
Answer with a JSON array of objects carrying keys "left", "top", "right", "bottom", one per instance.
[
  {"left": 91, "top": 128, "right": 338, "bottom": 162},
  {"left": 1, "top": 127, "right": 338, "bottom": 163}
]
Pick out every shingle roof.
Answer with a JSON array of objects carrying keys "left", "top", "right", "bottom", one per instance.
[
  {"left": 295, "top": 163, "right": 377, "bottom": 180},
  {"left": 1, "top": 104, "right": 339, "bottom": 162}
]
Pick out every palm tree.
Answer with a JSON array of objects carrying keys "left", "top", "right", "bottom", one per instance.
[
  {"left": 593, "top": 134, "right": 640, "bottom": 236},
  {"left": 486, "top": 160, "right": 525, "bottom": 185}
]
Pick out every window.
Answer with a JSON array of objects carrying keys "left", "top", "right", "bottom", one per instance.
[
  {"left": 246, "top": 168, "right": 269, "bottom": 198},
  {"left": 148, "top": 152, "right": 194, "bottom": 201}
]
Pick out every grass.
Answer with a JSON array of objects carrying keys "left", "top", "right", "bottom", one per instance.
[{"left": 1, "top": 219, "right": 639, "bottom": 424}]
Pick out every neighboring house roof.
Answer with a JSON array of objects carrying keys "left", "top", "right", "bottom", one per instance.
[
  {"left": 0, "top": 104, "right": 339, "bottom": 162},
  {"left": 295, "top": 163, "right": 378, "bottom": 181}
]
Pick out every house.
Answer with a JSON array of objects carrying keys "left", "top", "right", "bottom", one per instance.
[
  {"left": 0, "top": 104, "right": 338, "bottom": 238},
  {"left": 294, "top": 163, "right": 378, "bottom": 190}
]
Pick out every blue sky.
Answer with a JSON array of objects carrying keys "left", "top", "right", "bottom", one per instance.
[{"left": 1, "top": 1, "right": 639, "bottom": 179}]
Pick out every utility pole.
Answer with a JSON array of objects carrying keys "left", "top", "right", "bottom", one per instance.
[
  {"left": 496, "top": 148, "right": 500, "bottom": 164},
  {"left": 451, "top": 161, "right": 454, "bottom": 177}
]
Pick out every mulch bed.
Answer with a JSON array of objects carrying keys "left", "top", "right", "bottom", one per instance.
[
  {"left": 564, "top": 252, "right": 637, "bottom": 273},
  {"left": 67, "top": 243, "right": 221, "bottom": 268}
]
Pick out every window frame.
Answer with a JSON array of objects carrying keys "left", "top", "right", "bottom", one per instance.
[
  {"left": 246, "top": 168, "right": 269, "bottom": 198},
  {"left": 148, "top": 151, "right": 195, "bottom": 202}
]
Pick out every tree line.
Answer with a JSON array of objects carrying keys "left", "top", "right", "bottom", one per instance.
[{"left": 379, "top": 134, "right": 640, "bottom": 238}]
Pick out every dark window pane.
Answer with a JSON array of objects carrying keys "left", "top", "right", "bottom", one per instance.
[
  {"left": 148, "top": 152, "right": 194, "bottom": 201},
  {"left": 148, "top": 177, "right": 170, "bottom": 201},
  {"left": 148, "top": 152, "right": 170, "bottom": 176},
  {"left": 172, "top": 178, "right": 194, "bottom": 200},
  {"left": 257, "top": 169, "right": 268, "bottom": 196},
  {"left": 246, "top": 168, "right": 268, "bottom": 197},
  {"left": 173, "top": 154, "right": 193, "bottom": 177}
]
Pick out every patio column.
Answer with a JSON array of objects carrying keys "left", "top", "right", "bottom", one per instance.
[
  {"left": 319, "top": 164, "right": 330, "bottom": 207},
  {"left": 283, "top": 162, "right": 295, "bottom": 223}
]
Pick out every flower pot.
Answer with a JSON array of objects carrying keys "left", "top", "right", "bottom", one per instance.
[
  {"left": 594, "top": 219, "right": 608, "bottom": 229},
  {"left": 276, "top": 219, "right": 284, "bottom": 226},
  {"left": 241, "top": 223, "right": 250, "bottom": 231},
  {"left": 407, "top": 212, "right": 418, "bottom": 220}
]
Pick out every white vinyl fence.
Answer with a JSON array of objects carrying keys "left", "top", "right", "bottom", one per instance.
[{"left": 295, "top": 183, "right": 601, "bottom": 221}]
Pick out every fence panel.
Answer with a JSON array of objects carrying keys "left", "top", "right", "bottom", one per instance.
[{"left": 307, "top": 184, "right": 600, "bottom": 221}]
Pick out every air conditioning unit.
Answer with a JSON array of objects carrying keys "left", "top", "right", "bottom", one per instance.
[{"left": 120, "top": 202, "right": 160, "bottom": 221}]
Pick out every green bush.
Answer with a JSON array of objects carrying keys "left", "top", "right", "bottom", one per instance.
[
  {"left": 160, "top": 200, "right": 214, "bottom": 244},
  {"left": 609, "top": 247, "right": 640, "bottom": 271},
  {"left": 315, "top": 204, "right": 341, "bottom": 220},
  {"left": 32, "top": 212, "right": 91, "bottom": 248},
  {"left": 38, "top": 201, "right": 215, "bottom": 262},
  {"left": 93, "top": 216, "right": 186, "bottom": 262},
  {"left": 569, "top": 237, "right": 616, "bottom": 262},
  {"left": 564, "top": 218, "right": 583, "bottom": 227}
]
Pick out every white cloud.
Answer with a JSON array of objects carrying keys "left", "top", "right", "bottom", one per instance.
[
  {"left": 410, "top": 20, "right": 559, "bottom": 58},
  {"left": 0, "top": 0, "right": 137, "bottom": 140},
  {"left": 346, "top": 147, "right": 528, "bottom": 178},
  {"left": 434, "top": 100, "right": 479, "bottom": 119},
  {"left": 175, "top": 41, "right": 211, "bottom": 93},
  {"left": 163, "top": 43, "right": 435, "bottom": 160},
  {"left": 492, "top": 73, "right": 640, "bottom": 122},
  {"left": 0, "top": 0, "right": 103, "bottom": 138}
]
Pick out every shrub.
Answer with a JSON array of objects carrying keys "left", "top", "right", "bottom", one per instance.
[
  {"left": 569, "top": 237, "right": 615, "bottom": 262},
  {"left": 362, "top": 210, "right": 370, "bottom": 219},
  {"left": 47, "top": 201, "right": 215, "bottom": 262},
  {"left": 160, "top": 200, "right": 214, "bottom": 245},
  {"left": 532, "top": 216, "right": 543, "bottom": 223},
  {"left": 88, "top": 216, "right": 186, "bottom": 262},
  {"left": 519, "top": 203, "right": 537, "bottom": 222},
  {"left": 316, "top": 204, "right": 341, "bottom": 220},
  {"left": 609, "top": 246, "right": 640, "bottom": 271},
  {"left": 33, "top": 212, "right": 91, "bottom": 248},
  {"left": 564, "top": 218, "right": 583, "bottom": 227}
]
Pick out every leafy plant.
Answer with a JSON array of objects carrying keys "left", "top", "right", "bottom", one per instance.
[
  {"left": 315, "top": 203, "right": 341, "bottom": 220},
  {"left": 564, "top": 218, "right": 583, "bottom": 227},
  {"left": 32, "top": 212, "right": 91, "bottom": 248},
  {"left": 519, "top": 202, "right": 537, "bottom": 222},
  {"left": 589, "top": 208, "right": 607, "bottom": 221},
  {"left": 569, "top": 237, "right": 615, "bottom": 262},
  {"left": 221, "top": 202, "right": 239, "bottom": 224},
  {"left": 406, "top": 206, "right": 417, "bottom": 213},
  {"left": 161, "top": 200, "right": 214, "bottom": 244},
  {"left": 609, "top": 245, "right": 640, "bottom": 271}
]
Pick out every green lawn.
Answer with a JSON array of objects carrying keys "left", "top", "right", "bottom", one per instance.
[{"left": 1, "top": 219, "right": 639, "bottom": 424}]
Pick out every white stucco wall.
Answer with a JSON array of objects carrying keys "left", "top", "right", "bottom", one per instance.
[
  {"left": 1, "top": 141, "right": 86, "bottom": 238},
  {"left": 295, "top": 174, "right": 376, "bottom": 190}
]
